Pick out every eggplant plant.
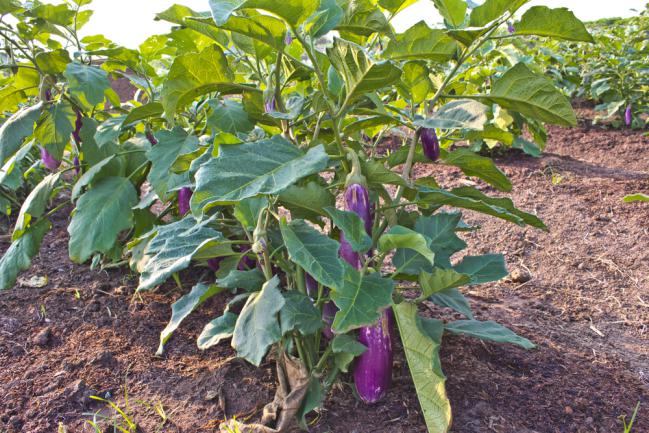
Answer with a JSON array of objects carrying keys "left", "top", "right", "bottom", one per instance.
[{"left": 0, "top": 0, "right": 595, "bottom": 432}]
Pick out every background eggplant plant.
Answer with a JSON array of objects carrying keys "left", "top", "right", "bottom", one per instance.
[{"left": 0, "top": 0, "right": 595, "bottom": 432}]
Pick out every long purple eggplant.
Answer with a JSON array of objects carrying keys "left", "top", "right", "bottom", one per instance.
[
  {"left": 354, "top": 309, "right": 394, "bottom": 404},
  {"left": 40, "top": 147, "right": 61, "bottom": 171},
  {"left": 178, "top": 187, "right": 192, "bottom": 216},
  {"left": 145, "top": 130, "right": 158, "bottom": 146},
  {"left": 625, "top": 104, "right": 632, "bottom": 126}
]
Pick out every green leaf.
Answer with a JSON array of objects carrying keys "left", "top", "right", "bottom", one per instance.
[
  {"left": 360, "top": 158, "right": 407, "bottom": 187},
  {"left": 378, "top": 0, "right": 418, "bottom": 14},
  {"left": 515, "top": 6, "right": 594, "bottom": 43},
  {"left": 454, "top": 254, "right": 508, "bottom": 285},
  {"left": 419, "top": 268, "right": 471, "bottom": 299},
  {"left": 0, "top": 102, "right": 42, "bottom": 164},
  {"left": 296, "top": 377, "right": 324, "bottom": 429},
  {"left": 429, "top": 288, "right": 474, "bottom": 319},
  {"left": 308, "top": 0, "right": 343, "bottom": 38},
  {"left": 471, "top": 63, "right": 576, "bottom": 126},
  {"left": 432, "top": 0, "right": 467, "bottom": 28},
  {"left": 156, "top": 4, "right": 226, "bottom": 43},
  {"left": 379, "top": 226, "right": 435, "bottom": 266},
  {"left": 469, "top": 0, "right": 529, "bottom": 27},
  {"left": 207, "top": 99, "right": 254, "bottom": 134},
  {"left": 414, "top": 99, "right": 488, "bottom": 130},
  {"left": 68, "top": 177, "right": 138, "bottom": 263},
  {"left": 393, "top": 302, "right": 451, "bottom": 433},
  {"left": 624, "top": 193, "right": 649, "bottom": 203},
  {"left": 157, "top": 283, "right": 225, "bottom": 355},
  {"left": 137, "top": 216, "right": 224, "bottom": 291},
  {"left": 123, "top": 102, "right": 164, "bottom": 126},
  {"left": 442, "top": 148, "right": 511, "bottom": 192},
  {"left": 445, "top": 320, "right": 535, "bottom": 349},
  {"left": 13, "top": 173, "right": 61, "bottom": 240},
  {"left": 327, "top": 38, "right": 401, "bottom": 105},
  {"left": 232, "top": 276, "right": 285, "bottom": 366},
  {"left": 198, "top": 312, "right": 238, "bottom": 350},
  {"left": 192, "top": 136, "right": 328, "bottom": 211},
  {"left": 330, "top": 264, "right": 394, "bottom": 333},
  {"left": 64, "top": 63, "right": 111, "bottom": 106},
  {"left": 35, "top": 49, "right": 71, "bottom": 75},
  {"left": 210, "top": 0, "right": 318, "bottom": 27},
  {"left": 208, "top": 0, "right": 245, "bottom": 25},
  {"left": 336, "top": 0, "right": 392, "bottom": 39},
  {"left": 161, "top": 45, "right": 250, "bottom": 117},
  {"left": 280, "top": 219, "right": 344, "bottom": 290},
  {"left": 324, "top": 207, "right": 371, "bottom": 253},
  {"left": 94, "top": 116, "right": 126, "bottom": 148},
  {"left": 278, "top": 181, "right": 335, "bottom": 222},
  {"left": 216, "top": 268, "right": 266, "bottom": 292},
  {"left": 233, "top": 197, "right": 268, "bottom": 231},
  {"left": 399, "top": 61, "right": 432, "bottom": 105},
  {"left": 0, "top": 0, "right": 21, "bottom": 14},
  {"left": 34, "top": 101, "right": 75, "bottom": 160},
  {"left": 0, "top": 140, "right": 34, "bottom": 190},
  {"left": 29, "top": 2, "right": 76, "bottom": 25},
  {"left": 0, "top": 219, "right": 51, "bottom": 291},
  {"left": 71, "top": 155, "right": 116, "bottom": 201},
  {"left": 219, "top": 14, "right": 286, "bottom": 49},
  {"left": 384, "top": 21, "right": 458, "bottom": 62},
  {"left": 331, "top": 333, "right": 367, "bottom": 372},
  {"left": 418, "top": 186, "right": 547, "bottom": 229},
  {"left": 146, "top": 127, "right": 199, "bottom": 200},
  {"left": 280, "top": 291, "right": 323, "bottom": 336}
]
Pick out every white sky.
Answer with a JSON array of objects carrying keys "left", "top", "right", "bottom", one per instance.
[{"left": 81, "top": 0, "right": 647, "bottom": 48}]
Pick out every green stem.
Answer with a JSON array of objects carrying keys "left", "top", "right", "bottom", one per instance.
[{"left": 314, "top": 345, "right": 333, "bottom": 373}]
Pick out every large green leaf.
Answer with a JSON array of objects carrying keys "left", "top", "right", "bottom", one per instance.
[
  {"left": 210, "top": 0, "right": 318, "bottom": 27},
  {"left": 13, "top": 173, "right": 61, "bottom": 240},
  {"left": 330, "top": 264, "right": 394, "bottom": 333},
  {"left": 418, "top": 186, "right": 547, "bottom": 229},
  {"left": 123, "top": 102, "right": 164, "bottom": 126},
  {"left": 68, "top": 177, "right": 138, "bottom": 263},
  {"left": 157, "top": 283, "right": 225, "bottom": 355},
  {"left": 336, "top": 0, "right": 392, "bottom": 40},
  {"left": 232, "top": 276, "right": 285, "bottom": 366},
  {"left": 0, "top": 219, "right": 51, "bottom": 291},
  {"left": 278, "top": 181, "right": 335, "bottom": 223},
  {"left": 192, "top": 136, "right": 328, "bottom": 211},
  {"left": 445, "top": 320, "right": 535, "bottom": 349},
  {"left": 327, "top": 38, "right": 401, "bottom": 105},
  {"left": 156, "top": 4, "right": 226, "bottom": 42},
  {"left": 137, "top": 216, "right": 225, "bottom": 291},
  {"left": 378, "top": 0, "right": 418, "bottom": 14},
  {"left": 161, "top": 45, "right": 250, "bottom": 117},
  {"left": 384, "top": 21, "right": 458, "bottom": 62},
  {"left": 394, "top": 302, "right": 451, "bottom": 433},
  {"left": 429, "top": 288, "right": 474, "bottom": 319},
  {"left": 379, "top": 226, "right": 435, "bottom": 266},
  {"left": 399, "top": 61, "right": 432, "bottom": 105},
  {"left": 331, "top": 333, "right": 367, "bottom": 372},
  {"left": 0, "top": 140, "right": 34, "bottom": 190},
  {"left": 471, "top": 63, "right": 576, "bottom": 126},
  {"left": 71, "top": 155, "right": 116, "bottom": 201},
  {"left": 198, "top": 311, "right": 238, "bottom": 350},
  {"left": 216, "top": 268, "right": 266, "bottom": 292},
  {"left": 432, "top": 0, "right": 467, "bottom": 28},
  {"left": 308, "top": 0, "right": 343, "bottom": 37},
  {"left": 0, "top": 102, "right": 42, "bottom": 164},
  {"left": 414, "top": 99, "right": 488, "bottom": 130},
  {"left": 419, "top": 267, "right": 471, "bottom": 299},
  {"left": 469, "top": 0, "right": 529, "bottom": 27},
  {"left": 33, "top": 101, "right": 75, "bottom": 160},
  {"left": 324, "top": 207, "right": 371, "bottom": 253},
  {"left": 35, "top": 49, "right": 71, "bottom": 75},
  {"left": 280, "top": 291, "right": 323, "bottom": 336},
  {"left": 94, "top": 116, "right": 125, "bottom": 148},
  {"left": 146, "top": 127, "right": 198, "bottom": 200},
  {"left": 207, "top": 99, "right": 254, "bottom": 134},
  {"left": 454, "top": 254, "right": 508, "bottom": 285},
  {"left": 280, "top": 218, "right": 344, "bottom": 290},
  {"left": 515, "top": 6, "right": 594, "bottom": 43},
  {"left": 441, "top": 148, "right": 511, "bottom": 192},
  {"left": 64, "top": 62, "right": 111, "bottom": 106}
]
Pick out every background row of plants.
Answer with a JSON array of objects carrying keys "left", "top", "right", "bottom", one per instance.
[{"left": 0, "top": 0, "right": 600, "bottom": 432}]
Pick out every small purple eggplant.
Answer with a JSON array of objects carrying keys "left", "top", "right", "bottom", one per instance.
[
  {"left": 73, "top": 156, "right": 80, "bottom": 175},
  {"left": 40, "top": 147, "right": 61, "bottom": 171},
  {"left": 284, "top": 32, "right": 293, "bottom": 45},
  {"left": 625, "top": 104, "right": 632, "bottom": 126},
  {"left": 145, "top": 130, "right": 158, "bottom": 146},
  {"left": 419, "top": 127, "right": 440, "bottom": 162},
  {"left": 507, "top": 22, "right": 515, "bottom": 34},
  {"left": 207, "top": 258, "right": 222, "bottom": 272},
  {"left": 354, "top": 309, "right": 394, "bottom": 404},
  {"left": 72, "top": 111, "right": 83, "bottom": 145},
  {"left": 345, "top": 183, "right": 372, "bottom": 235},
  {"left": 177, "top": 187, "right": 192, "bottom": 216}
]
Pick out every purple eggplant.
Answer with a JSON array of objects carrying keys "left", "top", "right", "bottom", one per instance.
[
  {"left": 339, "top": 233, "right": 361, "bottom": 268},
  {"left": 44, "top": 89, "right": 52, "bottom": 102},
  {"left": 207, "top": 257, "right": 222, "bottom": 272},
  {"left": 177, "top": 187, "right": 192, "bottom": 216},
  {"left": 72, "top": 111, "right": 83, "bottom": 145},
  {"left": 145, "top": 130, "right": 158, "bottom": 146},
  {"left": 507, "top": 22, "right": 515, "bottom": 34},
  {"left": 420, "top": 128, "right": 440, "bottom": 162},
  {"left": 354, "top": 309, "right": 393, "bottom": 404},
  {"left": 625, "top": 104, "right": 632, "bottom": 126},
  {"left": 305, "top": 273, "right": 318, "bottom": 298},
  {"left": 73, "top": 156, "right": 80, "bottom": 175},
  {"left": 264, "top": 95, "right": 277, "bottom": 113},
  {"left": 345, "top": 183, "right": 372, "bottom": 235},
  {"left": 40, "top": 147, "right": 61, "bottom": 171},
  {"left": 284, "top": 32, "right": 293, "bottom": 45}
]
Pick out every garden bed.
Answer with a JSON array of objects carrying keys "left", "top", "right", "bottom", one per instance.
[{"left": 1, "top": 110, "right": 647, "bottom": 433}]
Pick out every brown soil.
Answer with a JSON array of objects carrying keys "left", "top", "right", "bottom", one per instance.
[{"left": 1, "top": 109, "right": 647, "bottom": 433}]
